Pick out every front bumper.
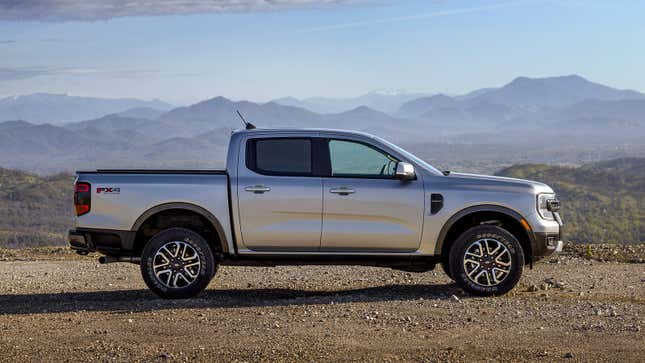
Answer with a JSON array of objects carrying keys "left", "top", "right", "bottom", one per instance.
[
  {"left": 530, "top": 212, "right": 563, "bottom": 261},
  {"left": 532, "top": 232, "right": 563, "bottom": 256}
]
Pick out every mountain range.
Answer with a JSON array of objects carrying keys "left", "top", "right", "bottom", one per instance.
[
  {"left": 464, "top": 75, "right": 644, "bottom": 108},
  {"left": 395, "top": 75, "right": 645, "bottom": 136},
  {"left": 273, "top": 90, "right": 430, "bottom": 114},
  {"left": 0, "top": 93, "right": 172, "bottom": 124},
  {"left": 1, "top": 74, "right": 644, "bottom": 174},
  {"left": 0, "top": 96, "right": 417, "bottom": 172}
]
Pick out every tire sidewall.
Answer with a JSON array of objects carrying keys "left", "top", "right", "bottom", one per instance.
[
  {"left": 449, "top": 225, "right": 524, "bottom": 296},
  {"left": 141, "top": 227, "right": 216, "bottom": 299}
]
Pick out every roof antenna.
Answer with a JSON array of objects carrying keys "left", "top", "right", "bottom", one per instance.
[{"left": 236, "top": 110, "right": 256, "bottom": 130}]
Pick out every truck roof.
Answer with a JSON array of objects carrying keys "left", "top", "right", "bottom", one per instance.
[{"left": 233, "top": 127, "right": 378, "bottom": 138}]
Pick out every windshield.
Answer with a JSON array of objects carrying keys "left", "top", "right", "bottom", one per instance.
[{"left": 372, "top": 136, "right": 443, "bottom": 175}]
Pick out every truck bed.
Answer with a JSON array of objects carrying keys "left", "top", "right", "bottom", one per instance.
[{"left": 74, "top": 170, "right": 234, "bottom": 253}]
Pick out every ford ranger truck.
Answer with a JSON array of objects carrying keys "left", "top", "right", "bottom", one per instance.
[{"left": 69, "top": 128, "right": 563, "bottom": 299}]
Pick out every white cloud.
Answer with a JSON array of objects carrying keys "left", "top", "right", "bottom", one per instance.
[
  {"left": 0, "top": 66, "right": 157, "bottom": 82},
  {"left": 297, "top": 0, "right": 535, "bottom": 32},
  {"left": 0, "top": 67, "right": 52, "bottom": 81},
  {"left": 0, "top": 0, "right": 368, "bottom": 21}
]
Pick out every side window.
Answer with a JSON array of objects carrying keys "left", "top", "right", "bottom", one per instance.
[
  {"left": 328, "top": 139, "right": 398, "bottom": 178},
  {"left": 247, "top": 138, "right": 312, "bottom": 175}
]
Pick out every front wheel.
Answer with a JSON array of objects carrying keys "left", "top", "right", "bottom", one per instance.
[
  {"left": 141, "top": 228, "right": 216, "bottom": 299},
  {"left": 449, "top": 225, "right": 524, "bottom": 296}
]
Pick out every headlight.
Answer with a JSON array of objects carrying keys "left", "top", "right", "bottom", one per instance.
[{"left": 537, "top": 193, "right": 559, "bottom": 220}]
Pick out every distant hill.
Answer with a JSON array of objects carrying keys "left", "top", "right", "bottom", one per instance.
[
  {"left": 141, "top": 127, "right": 232, "bottom": 164},
  {"left": 116, "top": 107, "right": 167, "bottom": 120},
  {"left": 472, "top": 75, "right": 645, "bottom": 108},
  {"left": 0, "top": 96, "right": 412, "bottom": 173},
  {"left": 397, "top": 94, "right": 457, "bottom": 118},
  {"left": 395, "top": 75, "right": 645, "bottom": 140},
  {"left": 1, "top": 75, "right": 645, "bottom": 173},
  {"left": 158, "top": 97, "right": 324, "bottom": 132},
  {"left": 273, "top": 91, "right": 430, "bottom": 114},
  {"left": 558, "top": 99, "right": 645, "bottom": 121},
  {"left": 0, "top": 93, "right": 172, "bottom": 124},
  {"left": 65, "top": 114, "right": 174, "bottom": 142},
  {"left": 156, "top": 96, "right": 412, "bottom": 139},
  {"left": 0, "top": 168, "right": 73, "bottom": 248},
  {"left": 497, "top": 158, "right": 644, "bottom": 244},
  {"left": 398, "top": 74, "right": 645, "bottom": 117},
  {"left": 0, "top": 121, "right": 102, "bottom": 155},
  {"left": 1, "top": 158, "right": 642, "bottom": 248},
  {"left": 0, "top": 120, "right": 32, "bottom": 130},
  {"left": 582, "top": 157, "right": 645, "bottom": 177}
]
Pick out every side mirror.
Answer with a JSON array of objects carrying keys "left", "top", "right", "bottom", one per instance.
[{"left": 395, "top": 162, "right": 416, "bottom": 180}]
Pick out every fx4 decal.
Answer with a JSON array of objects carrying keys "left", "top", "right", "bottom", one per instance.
[{"left": 96, "top": 187, "right": 121, "bottom": 194}]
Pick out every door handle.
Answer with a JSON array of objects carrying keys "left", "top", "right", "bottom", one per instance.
[
  {"left": 245, "top": 185, "right": 271, "bottom": 194},
  {"left": 329, "top": 187, "right": 355, "bottom": 195}
]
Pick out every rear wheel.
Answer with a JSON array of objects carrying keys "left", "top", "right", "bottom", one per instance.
[
  {"left": 449, "top": 225, "right": 524, "bottom": 296},
  {"left": 141, "top": 228, "right": 216, "bottom": 299}
]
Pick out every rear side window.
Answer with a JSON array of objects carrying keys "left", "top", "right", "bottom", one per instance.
[{"left": 247, "top": 138, "right": 312, "bottom": 175}]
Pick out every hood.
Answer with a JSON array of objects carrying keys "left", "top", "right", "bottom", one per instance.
[{"left": 441, "top": 172, "right": 554, "bottom": 194}]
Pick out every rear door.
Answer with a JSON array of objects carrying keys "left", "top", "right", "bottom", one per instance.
[
  {"left": 237, "top": 137, "right": 323, "bottom": 251},
  {"left": 321, "top": 138, "right": 425, "bottom": 252}
]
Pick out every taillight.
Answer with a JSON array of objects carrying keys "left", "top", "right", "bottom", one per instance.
[{"left": 74, "top": 181, "right": 91, "bottom": 216}]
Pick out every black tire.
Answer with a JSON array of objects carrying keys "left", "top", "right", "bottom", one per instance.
[
  {"left": 449, "top": 225, "right": 524, "bottom": 296},
  {"left": 141, "top": 227, "right": 216, "bottom": 299}
]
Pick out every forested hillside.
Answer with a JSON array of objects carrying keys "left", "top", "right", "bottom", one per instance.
[
  {"left": 0, "top": 158, "right": 643, "bottom": 248},
  {"left": 0, "top": 168, "right": 73, "bottom": 247},
  {"left": 497, "top": 158, "right": 644, "bottom": 244}
]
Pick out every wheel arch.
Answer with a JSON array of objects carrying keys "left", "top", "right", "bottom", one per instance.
[
  {"left": 435, "top": 205, "right": 535, "bottom": 266},
  {"left": 130, "top": 202, "right": 229, "bottom": 254}
]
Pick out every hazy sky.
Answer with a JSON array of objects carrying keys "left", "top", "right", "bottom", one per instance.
[{"left": 1, "top": 0, "right": 644, "bottom": 104}]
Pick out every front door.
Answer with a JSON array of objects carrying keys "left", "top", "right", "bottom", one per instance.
[
  {"left": 237, "top": 137, "right": 322, "bottom": 251},
  {"left": 321, "top": 139, "right": 425, "bottom": 252}
]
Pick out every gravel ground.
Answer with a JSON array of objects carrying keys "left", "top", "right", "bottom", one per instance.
[{"left": 0, "top": 251, "right": 643, "bottom": 362}]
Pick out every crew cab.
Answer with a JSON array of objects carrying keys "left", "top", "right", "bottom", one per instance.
[{"left": 69, "top": 128, "right": 563, "bottom": 299}]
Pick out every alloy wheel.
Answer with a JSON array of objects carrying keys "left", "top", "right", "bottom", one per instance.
[
  {"left": 462, "top": 238, "right": 512, "bottom": 287},
  {"left": 152, "top": 241, "right": 202, "bottom": 288}
]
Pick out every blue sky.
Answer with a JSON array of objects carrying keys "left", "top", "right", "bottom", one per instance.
[{"left": 1, "top": 0, "right": 644, "bottom": 104}]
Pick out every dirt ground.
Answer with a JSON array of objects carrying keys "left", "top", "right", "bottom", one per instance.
[{"left": 0, "top": 249, "right": 643, "bottom": 362}]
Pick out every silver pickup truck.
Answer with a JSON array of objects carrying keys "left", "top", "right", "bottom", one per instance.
[{"left": 69, "top": 128, "right": 562, "bottom": 299}]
